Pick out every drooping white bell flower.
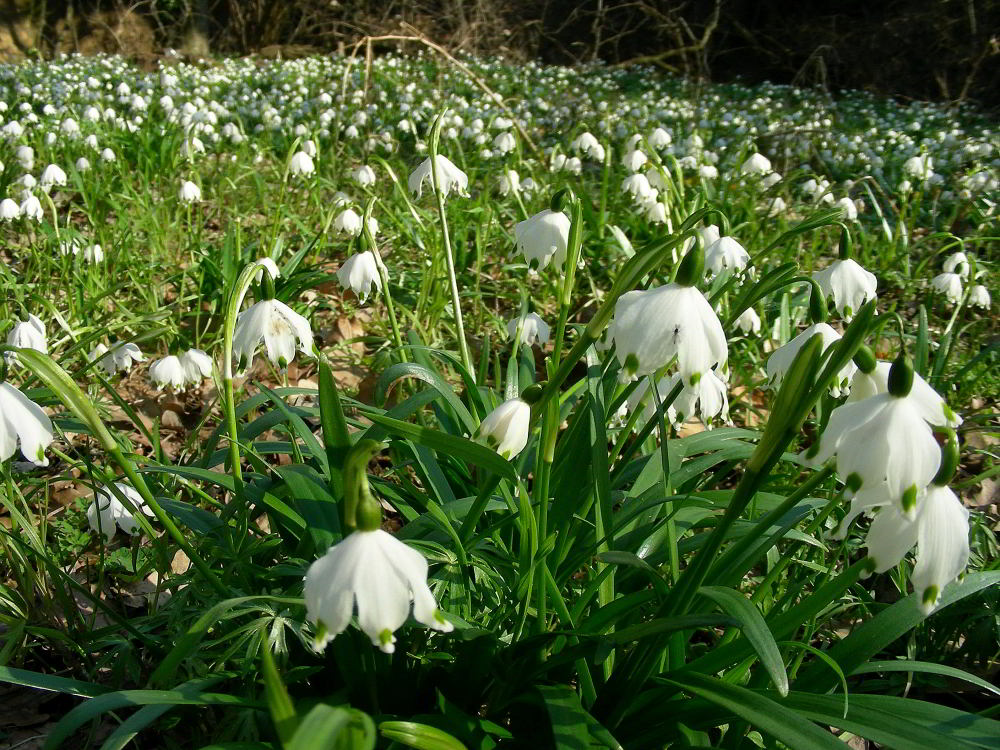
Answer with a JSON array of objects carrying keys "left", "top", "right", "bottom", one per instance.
[
  {"left": 846, "top": 361, "right": 961, "bottom": 427},
  {"left": 931, "top": 272, "right": 963, "bottom": 304},
  {"left": 698, "top": 224, "right": 721, "bottom": 249},
  {"left": 622, "top": 173, "right": 653, "bottom": 201},
  {"left": 333, "top": 208, "right": 363, "bottom": 236},
  {"left": 903, "top": 154, "right": 934, "bottom": 180},
  {"left": 408, "top": 155, "right": 469, "bottom": 199},
  {"left": 570, "top": 132, "right": 604, "bottom": 161},
  {"left": 180, "top": 348, "right": 213, "bottom": 384},
  {"left": 740, "top": 152, "right": 772, "bottom": 176},
  {"left": 39, "top": 164, "right": 67, "bottom": 190},
  {"left": 608, "top": 283, "right": 728, "bottom": 385},
  {"left": 352, "top": 165, "right": 376, "bottom": 187},
  {"left": 0, "top": 198, "right": 19, "bottom": 221},
  {"left": 76, "top": 157, "right": 91, "bottom": 172},
  {"left": 699, "top": 164, "right": 719, "bottom": 180},
  {"left": 100, "top": 148, "right": 116, "bottom": 163},
  {"left": 336, "top": 251, "right": 384, "bottom": 303},
  {"left": 669, "top": 370, "right": 730, "bottom": 427},
  {"left": 288, "top": 151, "right": 315, "bottom": 177},
  {"left": 83, "top": 244, "right": 104, "bottom": 264},
  {"left": 233, "top": 299, "right": 313, "bottom": 372},
  {"left": 497, "top": 169, "right": 520, "bottom": 196},
  {"left": 836, "top": 197, "right": 858, "bottom": 221},
  {"left": 149, "top": 356, "right": 188, "bottom": 390},
  {"left": 478, "top": 398, "right": 531, "bottom": 459},
  {"left": 92, "top": 342, "right": 144, "bottom": 376},
  {"left": 514, "top": 209, "right": 571, "bottom": 271},
  {"left": 507, "top": 312, "right": 550, "bottom": 347},
  {"left": 767, "top": 322, "right": 856, "bottom": 397},
  {"left": 16, "top": 145, "right": 34, "bottom": 171},
  {"left": 735, "top": 307, "right": 762, "bottom": 335},
  {"left": 493, "top": 131, "right": 516, "bottom": 154},
  {"left": 304, "top": 528, "right": 453, "bottom": 652},
  {"left": 621, "top": 148, "right": 647, "bottom": 172},
  {"left": 648, "top": 127, "right": 672, "bottom": 150},
  {"left": 87, "top": 482, "right": 155, "bottom": 543},
  {"left": 19, "top": 194, "right": 43, "bottom": 221},
  {"left": 704, "top": 236, "right": 750, "bottom": 278},
  {"left": 5, "top": 313, "right": 47, "bottom": 364},
  {"left": 942, "top": 252, "right": 970, "bottom": 280},
  {"left": 0, "top": 382, "right": 53, "bottom": 466},
  {"left": 968, "top": 284, "right": 990, "bottom": 309},
  {"left": 812, "top": 258, "right": 877, "bottom": 320},
  {"left": 178, "top": 180, "right": 201, "bottom": 203}
]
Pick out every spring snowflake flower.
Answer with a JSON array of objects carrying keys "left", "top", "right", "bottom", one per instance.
[
  {"left": 836, "top": 197, "right": 859, "bottom": 221},
  {"left": 333, "top": 208, "right": 363, "bottom": 236},
  {"left": 704, "top": 236, "right": 750, "bottom": 278},
  {"left": 39, "top": 164, "right": 67, "bottom": 190},
  {"left": 0, "top": 199, "right": 19, "bottom": 221},
  {"left": 0, "top": 382, "right": 53, "bottom": 466},
  {"left": 846, "top": 361, "right": 961, "bottom": 428},
  {"left": 178, "top": 180, "right": 201, "bottom": 203},
  {"left": 336, "top": 251, "right": 384, "bottom": 303},
  {"left": 87, "top": 482, "right": 155, "bottom": 543},
  {"left": 233, "top": 299, "right": 314, "bottom": 372},
  {"left": 740, "top": 152, "right": 772, "bottom": 176},
  {"left": 507, "top": 312, "right": 550, "bottom": 347},
  {"left": 571, "top": 132, "right": 604, "bottom": 161},
  {"left": 83, "top": 244, "right": 104, "bottom": 264},
  {"left": 514, "top": 209, "right": 571, "bottom": 270},
  {"left": 648, "top": 127, "right": 672, "bottom": 149},
  {"left": 670, "top": 370, "right": 730, "bottom": 426},
  {"left": 767, "top": 323, "right": 855, "bottom": 397},
  {"left": 181, "top": 348, "right": 213, "bottom": 384},
  {"left": 968, "top": 284, "right": 990, "bottom": 309},
  {"left": 5, "top": 314, "right": 47, "bottom": 364},
  {"left": 304, "top": 529, "right": 453, "bottom": 653},
  {"left": 942, "top": 252, "right": 970, "bottom": 280},
  {"left": 353, "top": 165, "right": 376, "bottom": 187},
  {"left": 735, "top": 307, "right": 762, "bottom": 335},
  {"left": 812, "top": 258, "right": 877, "bottom": 320},
  {"left": 19, "top": 194, "right": 43, "bottom": 221},
  {"left": 16, "top": 145, "right": 33, "bottom": 170},
  {"left": 408, "top": 155, "right": 469, "bottom": 199},
  {"left": 622, "top": 173, "right": 653, "bottom": 200},
  {"left": 698, "top": 224, "right": 721, "bottom": 249},
  {"left": 498, "top": 169, "right": 520, "bottom": 195},
  {"left": 288, "top": 151, "right": 315, "bottom": 177},
  {"left": 931, "top": 272, "right": 963, "bottom": 304},
  {"left": 149, "top": 356, "right": 188, "bottom": 390},
  {"left": 903, "top": 154, "right": 934, "bottom": 180},
  {"left": 493, "top": 131, "right": 516, "bottom": 154},
  {"left": 621, "top": 149, "right": 647, "bottom": 172},
  {"left": 100, "top": 148, "right": 116, "bottom": 163},
  {"left": 92, "top": 342, "right": 144, "bottom": 375},
  {"left": 478, "top": 398, "right": 531, "bottom": 459},
  {"left": 608, "top": 282, "right": 728, "bottom": 385},
  {"left": 76, "top": 157, "right": 91, "bottom": 172}
]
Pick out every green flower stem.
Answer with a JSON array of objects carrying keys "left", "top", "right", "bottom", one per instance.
[
  {"left": 362, "top": 198, "right": 406, "bottom": 360},
  {"left": 550, "top": 195, "right": 584, "bottom": 367},
  {"left": 428, "top": 112, "right": 474, "bottom": 380},
  {"left": 11, "top": 348, "right": 227, "bottom": 596}
]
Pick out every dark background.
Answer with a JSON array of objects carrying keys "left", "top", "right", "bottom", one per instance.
[{"left": 2, "top": 0, "right": 998, "bottom": 106}]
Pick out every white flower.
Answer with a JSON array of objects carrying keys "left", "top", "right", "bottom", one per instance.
[
  {"left": 149, "top": 355, "right": 188, "bottom": 390},
  {"left": 178, "top": 180, "right": 201, "bottom": 203},
  {"left": 767, "top": 323, "right": 855, "bottom": 396},
  {"left": 253, "top": 258, "right": 281, "bottom": 282},
  {"left": 353, "top": 165, "right": 376, "bottom": 187},
  {"left": 304, "top": 529, "right": 453, "bottom": 653},
  {"left": 100, "top": 148, "right": 116, "bottom": 163},
  {"left": 621, "top": 149, "right": 647, "bottom": 172},
  {"left": 498, "top": 169, "right": 520, "bottom": 195},
  {"left": 333, "top": 208, "right": 363, "bottom": 236},
  {"left": 83, "top": 244, "right": 104, "bottom": 264},
  {"left": 478, "top": 398, "right": 531, "bottom": 459},
  {"left": 76, "top": 157, "right": 91, "bottom": 172},
  {"left": 622, "top": 173, "right": 653, "bottom": 200},
  {"left": 336, "top": 251, "right": 384, "bottom": 303},
  {"left": 19, "top": 194, "right": 43, "bottom": 221},
  {"left": 735, "top": 307, "right": 762, "bottom": 335},
  {"left": 704, "top": 236, "right": 750, "bottom": 278},
  {"left": 931, "top": 272, "right": 963, "bottom": 304},
  {"left": 0, "top": 382, "right": 53, "bottom": 466},
  {"left": 408, "top": 155, "right": 469, "bottom": 199},
  {"left": 15, "top": 145, "right": 33, "bottom": 170},
  {"left": 670, "top": 370, "right": 730, "bottom": 426},
  {"left": 698, "top": 224, "right": 721, "bottom": 249},
  {"left": 233, "top": 299, "right": 314, "bottom": 372},
  {"left": 514, "top": 209, "right": 571, "bottom": 270},
  {"left": 968, "top": 284, "right": 990, "bottom": 309},
  {"left": 493, "top": 131, "right": 515, "bottom": 154},
  {"left": 39, "top": 164, "right": 67, "bottom": 189},
  {"left": 699, "top": 164, "right": 719, "bottom": 180},
  {"left": 904, "top": 154, "right": 934, "bottom": 180},
  {"left": 507, "top": 313, "right": 550, "bottom": 347},
  {"left": 836, "top": 197, "right": 858, "bottom": 221},
  {"left": 740, "top": 152, "right": 772, "bottom": 176},
  {"left": 288, "top": 151, "right": 315, "bottom": 177},
  {"left": 87, "top": 482, "right": 154, "bottom": 542},
  {"left": 608, "top": 283, "right": 728, "bottom": 385},
  {"left": 180, "top": 348, "right": 213, "bottom": 383},
  {"left": 92, "top": 342, "right": 144, "bottom": 375},
  {"left": 648, "top": 127, "right": 672, "bottom": 149},
  {"left": 813, "top": 258, "right": 877, "bottom": 320},
  {"left": 942, "top": 252, "right": 970, "bottom": 280},
  {"left": 5, "top": 313, "right": 47, "bottom": 364},
  {"left": 846, "top": 361, "right": 961, "bottom": 427},
  {"left": 571, "top": 132, "right": 604, "bottom": 161},
  {"left": 0, "top": 198, "right": 19, "bottom": 221}
]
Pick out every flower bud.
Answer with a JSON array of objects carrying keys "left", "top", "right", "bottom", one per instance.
[
  {"left": 674, "top": 243, "right": 704, "bottom": 287},
  {"left": 887, "top": 353, "right": 913, "bottom": 398}
]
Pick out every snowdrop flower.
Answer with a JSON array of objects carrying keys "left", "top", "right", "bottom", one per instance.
[
  {"left": 148, "top": 355, "right": 188, "bottom": 390},
  {"left": 180, "top": 348, "right": 213, "bottom": 384},
  {"left": 514, "top": 209, "right": 571, "bottom": 270},
  {"left": 478, "top": 398, "right": 531, "bottom": 459},
  {"left": 507, "top": 312, "right": 550, "bottom": 347},
  {"left": 740, "top": 152, "right": 772, "bottom": 176},
  {"left": 233, "top": 299, "right": 314, "bottom": 371},
  {"left": 83, "top": 244, "right": 104, "bottom": 264},
  {"left": 352, "top": 165, "right": 376, "bottom": 187},
  {"left": 39, "top": 164, "right": 67, "bottom": 190},
  {"left": 0, "top": 381, "right": 53, "bottom": 466},
  {"left": 493, "top": 131, "right": 516, "bottom": 154},
  {"left": 704, "top": 236, "right": 750, "bottom": 278},
  {"left": 93, "top": 342, "right": 144, "bottom": 375},
  {"left": 408, "top": 155, "right": 469, "bottom": 199},
  {"left": 767, "top": 323, "right": 855, "bottom": 396},
  {"left": 931, "top": 272, "right": 963, "bottom": 304},
  {"left": 813, "top": 258, "right": 877, "bottom": 320},
  {"left": 0, "top": 199, "right": 19, "bottom": 221},
  {"left": 333, "top": 208, "right": 363, "bottom": 236},
  {"left": 621, "top": 148, "right": 647, "bottom": 172},
  {"left": 969, "top": 284, "right": 990, "bottom": 309},
  {"left": 5, "top": 314, "right": 47, "bottom": 364},
  {"left": 847, "top": 361, "right": 961, "bottom": 428},
  {"left": 336, "top": 251, "right": 383, "bottom": 303},
  {"left": 87, "top": 482, "right": 154, "bottom": 542},
  {"left": 735, "top": 307, "right": 762, "bottom": 335},
  {"left": 19, "top": 194, "right": 43, "bottom": 221},
  {"left": 942, "top": 252, "right": 970, "bottom": 280},
  {"left": 304, "top": 528, "right": 453, "bottom": 652},
  {"left": 622, "top": 173, "right": 653, "bottom": 200},
  {"left": 289, "top": 151, "right": 315, "bottom": 177},
  {"left": 608, "top": 256, "right": 728, "bottom": 385},
  {"left": 178, "top": 180, "right": 201, "bottom": 203},
  {"left": 497, "top": 169, "right": 520, "bottom": 195}
]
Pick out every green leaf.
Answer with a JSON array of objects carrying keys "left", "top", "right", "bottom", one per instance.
[
  {"left": 287, "top": 704, "right": 376, "bottom": 750},
  {"left": 851, "top": 660, "right": 1000, "bottom": 697},
  {"left": 262, "top": 647, "right": 298, "bottom": 745},
  {"left": 379, "top": 721, "right": 469, "bottom": 750},
  {"left": 0, "top": 665, "right": 109, "bottom": 698},
  {"left": 699, "top": 586, "right": 789, "bottom": 696},
  {"left": 536, "top": 685, "right": 624, "bottom": 749},
  {"left": 662, "top": 673, "right": 844, "bottom": 750},
  {"left": 375, "top": 362, "right": 478, "bottom": 434},
  {"left": 259, "top": 384, "right": 330, "bottom": 479}
]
